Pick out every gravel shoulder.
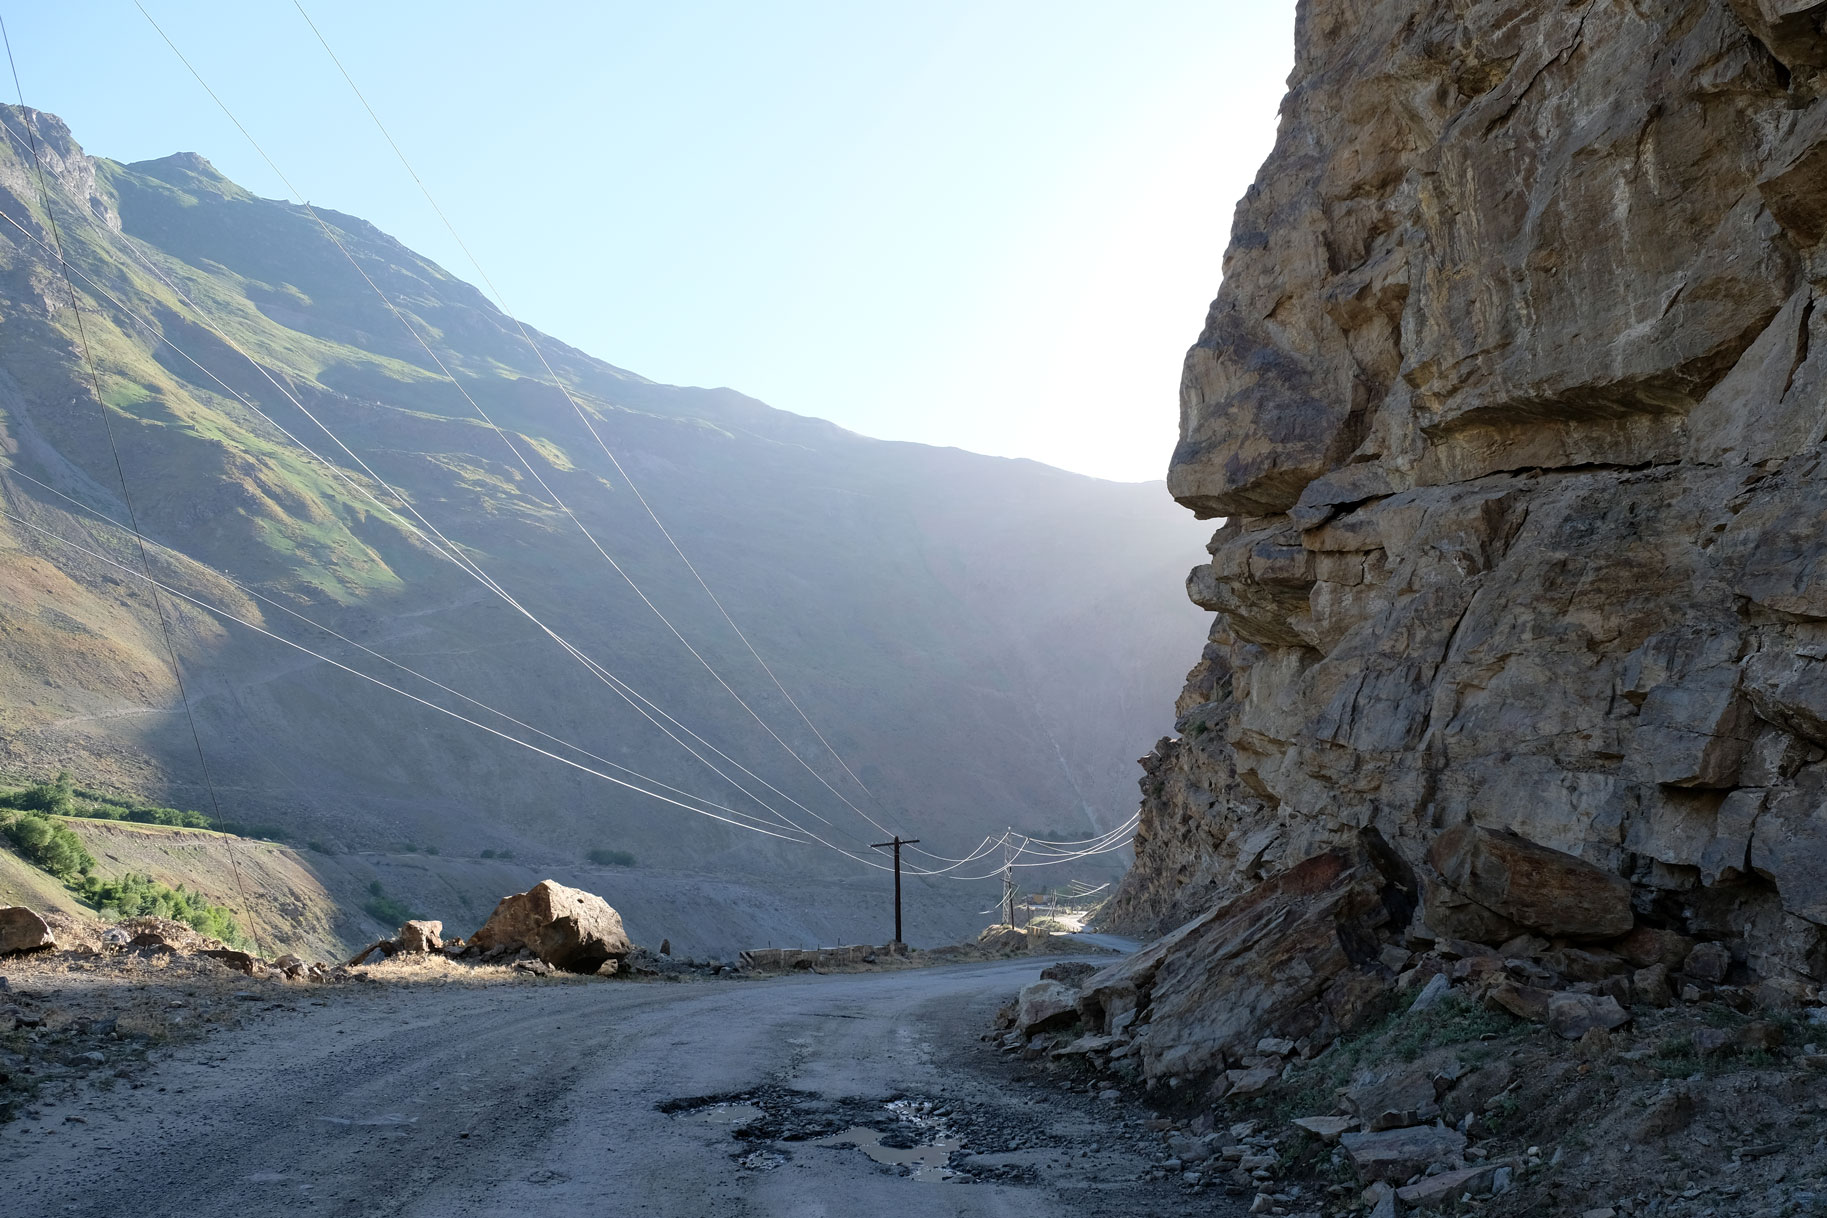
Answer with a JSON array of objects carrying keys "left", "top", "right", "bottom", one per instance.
[{"left": 2, "top": 954, "right": 1242, "bottom": 1218}]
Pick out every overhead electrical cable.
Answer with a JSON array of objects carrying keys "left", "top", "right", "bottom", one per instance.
[
  {"left": 289, "top": 0, "right": 910, "bottom": 847},
  {"left": 135, "top": 1, "right": 923, "bottom": 860},
  {"left": 0, "top": 466, "right": 794, "bottom": 840},
  {"left": 0, "top": 185, "right": 850, "bottom": 849},
  {"left": 941, "top": 815, "right": 1140, "bottom": 882},
  {"left": 130, "top": 4, "right": 1042, "bottom": 877},
  {"left": 0, "top": 175, "right": 1122, "bottom": 879},
  {"left": 0, "top": 186, "right": 1013, "bottom": 877},
  {"left": 0, "top": 25, "right": 267, "bottom": 955},
  {"left": 0, "top": 508, "right": 814, "bottom": 842},
  {"left": 9, "top": 14, "right": 1133, "bottom": 883}
]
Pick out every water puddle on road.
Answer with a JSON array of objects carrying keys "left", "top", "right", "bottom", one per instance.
[
  {"left": 695, "top": 1102, "right": 765, "bottom": 1128},
  {"left": 817, "top": 1126, "right": 961, "bottom": 1182}
]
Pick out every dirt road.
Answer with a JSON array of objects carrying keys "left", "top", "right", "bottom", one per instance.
[{"left": 4, "top": 957, "right": 1243, "bottom": 1217}]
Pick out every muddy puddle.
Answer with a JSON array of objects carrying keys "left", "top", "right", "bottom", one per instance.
[
  {"left": 694, "top": 1103, "right": 764, "bottom": 1128},
  {"left": 662, "top": 1086, "right": 1017, "bottom": 1184},
  {"left": 817, "top": 1125, "right": 962, "bottom": 1181}
]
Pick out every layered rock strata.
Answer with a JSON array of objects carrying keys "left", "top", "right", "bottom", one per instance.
[{"left": 1109, "top": 0, "right": 1827, "bottom": 983}]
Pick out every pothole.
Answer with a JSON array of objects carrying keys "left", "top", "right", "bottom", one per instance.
[
  {"left": 661, "top": 1086, "right": 1004, "bottom": 1183},
  {"left": 817, "top": 1125, "right": 961, "bottom": 1181},
  {"left": 695, "top": 1102, "right": 765, "bottom": 1128}
]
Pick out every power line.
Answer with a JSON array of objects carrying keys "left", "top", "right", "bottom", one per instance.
[
  {"left": 136, "top": 0, "right": 912, "bottom": 859},
  {"left": 0, "top": 57, "right": 264, "bottom": 954},
  {"left": 6, "top": 18, "right": 1145, "bottom": 884},
  {"left": 0, "top": 179, "right": 836, "bottom": 847},
  {"left": 0, "top": 182, "right": 1012, "bottom": 878},
  {"left": 289, "top": 0, "right": 910, "bottom": 848},
  {"left": 0, "top": 508, "right": 814, "bottom": 842},
  {"left": 0, "top": 465, "right": 800, "bottom": 841}
]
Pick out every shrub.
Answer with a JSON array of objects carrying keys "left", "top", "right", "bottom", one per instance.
[
  {"left": 1, "top": 809, "right": 96, "bottom": 880},
  {"left": 77, "top": 872, "right": 245, "bottom": 946},
  {"left": 587, "top": 848, "right": 636, "bottom": 867},
  {"left": 1, "top": 775, "right": 294, "bottom": 841},
  {"left": 479, "top": 848, "right": 496, "bottom": 859},
  {"left": 0, "top": 771, "right": 78, "bottom": 817},
  {"left": 363, "top": 880, "right": 414, "bottom": 926}
]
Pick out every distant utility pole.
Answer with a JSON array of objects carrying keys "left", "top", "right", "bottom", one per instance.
[
  {"left": 1003, "top": 830, "right": 1016, "bottom": 928},
  {"left": 870, "top": 836, "right": 919, "bottom": 944}
]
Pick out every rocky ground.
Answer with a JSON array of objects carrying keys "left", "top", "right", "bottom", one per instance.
[{"left": 997, "top": 958, "right": 1827, "bottom": 1218}]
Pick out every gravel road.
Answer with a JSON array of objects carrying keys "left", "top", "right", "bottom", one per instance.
[{"left": 4, "top": 956, "right": 1244, "bottom": 1217}]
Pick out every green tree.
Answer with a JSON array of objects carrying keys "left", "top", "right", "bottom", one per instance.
[
  {"left": 1, "top": 810, "right": 95, "bottom": 879},
  {"left": 2, "top": 770, "right": 77, "bottom": 816},
  {"left": 78, "top": 872, "right": 245, "bottom": 945}
]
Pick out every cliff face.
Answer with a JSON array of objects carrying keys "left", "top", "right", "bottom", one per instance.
[{"left": 1109, "top": 0, "right": 1827, "bottom": 984}]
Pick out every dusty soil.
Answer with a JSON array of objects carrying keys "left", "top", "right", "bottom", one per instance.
[{"left": 1, "top": 949, "right": 1247, "bottom": 1217}]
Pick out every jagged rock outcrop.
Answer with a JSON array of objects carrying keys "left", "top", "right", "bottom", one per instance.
[
  {"left": 1109, "top": 0, "right": 1827, "bottom": 984},
  {"left": 1080, "top": 839, "right": 1415, "bottom": 1082}
]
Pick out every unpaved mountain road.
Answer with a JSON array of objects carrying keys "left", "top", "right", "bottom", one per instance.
[{"left": 5, "top": 957, "right": 1245, "bottom": 1217}]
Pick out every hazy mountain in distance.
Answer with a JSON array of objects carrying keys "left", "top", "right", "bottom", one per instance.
[{"left": 0, "top": 106, "right": 1208, "bottom": 942}]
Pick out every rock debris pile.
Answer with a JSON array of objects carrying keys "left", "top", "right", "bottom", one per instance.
[
  {"left": 997, "top": 826, "right": 1827, "bottom": 1214},
  {"left": 350, "top": 880, "right": 645, "bottom": 976}
]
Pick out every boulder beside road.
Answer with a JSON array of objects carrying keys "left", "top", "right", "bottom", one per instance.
[
  {"left": 399, "top": 920, "right": 443, "bottom": 953},
  {"left": 469, "top": 880, "right": 630, "bottom": 974},
  {"left": 1015, "top": 980, "right": 1079, "bottom": 1034},
  {"left": 0, "top": 906, "right": 55, "bottom": 955}
]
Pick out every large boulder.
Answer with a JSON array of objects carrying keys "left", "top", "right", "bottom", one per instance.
[
  {"left": 1015, "top": 980, "right": 1079, "bottom": 1034},
  {"left": 0, "top": 907, "right": 54, "bottom": 955},
  {"left": 398, "top": 920, "right": 443, "bottom": 953},
  {"left": 469, "top": 880, "right": 630, "bottom": 974},
  {"left": 1426, "top": 826, "right": 1633, "bottom": 941}
]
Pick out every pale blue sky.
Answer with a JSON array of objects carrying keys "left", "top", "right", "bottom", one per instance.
[{"left": 6, "top": 2, "right": 1293, "bottom": 481}]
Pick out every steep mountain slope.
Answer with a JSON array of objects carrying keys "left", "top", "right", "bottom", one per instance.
[
  {"left": 1111, "top": 1, "right": 1827, "bottom": 985},
  {"left": 0, "top": 105, "right": 1207, "bottom": 936}
]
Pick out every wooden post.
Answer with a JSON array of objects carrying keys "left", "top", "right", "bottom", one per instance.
[{"left": 871, "top": 836, "right": 919, "bottom": 944}]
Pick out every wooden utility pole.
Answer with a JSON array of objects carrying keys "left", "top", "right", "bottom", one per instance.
[
  {"left": 871, "top": 836, "right": 919, "bottom": 944},
  {"left": 1002, "top": 830, "right": 1015, "bottom": 928}
]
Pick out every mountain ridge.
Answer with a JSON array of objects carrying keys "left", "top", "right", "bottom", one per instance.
[{"left": 0, "top": 104, "right": 1207, "bottom": 941}]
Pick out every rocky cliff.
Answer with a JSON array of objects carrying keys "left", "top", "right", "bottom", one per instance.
[{"left": 1109, "top": 0, "right": 1827, "bottom": 985}]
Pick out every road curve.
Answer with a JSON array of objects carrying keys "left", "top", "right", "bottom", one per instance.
[{"left": 5, "top": 957, "right": 1239, "bottom": 1218}]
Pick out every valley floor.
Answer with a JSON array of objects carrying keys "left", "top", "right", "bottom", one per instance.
[{"left": 2, "top": 955, "right": 1240, "bottom": 1218}]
